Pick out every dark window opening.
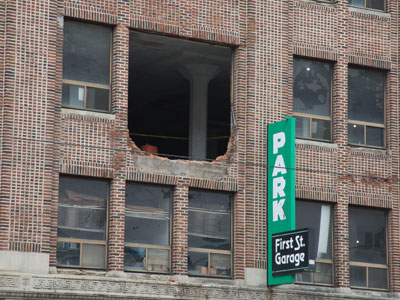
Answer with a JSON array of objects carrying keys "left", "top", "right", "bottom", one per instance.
[{"left": 129, "top": 32, "right": 232, "bottom": 160}]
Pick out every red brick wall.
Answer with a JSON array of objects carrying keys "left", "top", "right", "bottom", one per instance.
[{"left": 0, "top": 0, "right": 399, "bottom": 292}]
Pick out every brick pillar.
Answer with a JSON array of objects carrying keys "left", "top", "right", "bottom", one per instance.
[
  {"left": 107, "top": 22, "right": 130, "bottom": 271},
  {"left": 332, "top": 0, "right": 350, "bottom": 287},
  {"left": 172, "top": 180, "right": 189, "bottom": 275},
  {"left": 0, "top": 0, "right": 58, "bottom": 273}
]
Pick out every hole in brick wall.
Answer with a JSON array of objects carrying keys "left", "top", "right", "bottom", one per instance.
[{"left": 128, "top": 31, "right": 232, "bottom": 161}]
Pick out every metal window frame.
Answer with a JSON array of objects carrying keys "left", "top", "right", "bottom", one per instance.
[
  {"left": 187, "top": 191, "right": 233, "bottom": 278},
  {"left": 293, "top": 58, "right": 333, "bottom": 142},
  {"left": 349, "top": 208, "right": 388, "bottom": 291},
  {"left": 56, "top": 177, "right": 109, "bottom": 270},
  {"left": 123, "top": 183, "right": 173, "bottom": 274},
  {"left": 348, "top": 68, "right": 386, "bottom": 148},
  {"left": 348, "top": 0, "right": 386, "bottom": 12},
  {"left": 62, "top": 21, "right": 112, "bottom": 113}
]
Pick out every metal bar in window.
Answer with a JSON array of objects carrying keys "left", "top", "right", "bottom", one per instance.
[
  {"left": 349, "top": 261, "right": 387, "bottom": 269},
  {"left": 124, "top": 242, "right": 170, "bottom": 250},
  {"left": 348, "top": 120, "right": 385, "bottom": 128},
  {"left": 63, "top": 79, "right": 110, "bottom": 90},
  {"left": 294, "top": 112, "right": 331, "bottom": 121},
  {"left": 58, "top": 238, "right": 106, "bottom": 245},
  {"left": 188, "top": 247, "right": 231, "bottom": 255}
]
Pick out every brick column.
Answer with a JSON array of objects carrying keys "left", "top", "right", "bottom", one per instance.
[
  {"left": 107, "top": 22, "right": 130, "bottom": 271},
  {"left": 333, "top": 0, "right": 350, "bottom": 288},
  {"left": 172, "top": 179, "right": 189, "bottom": 275}
]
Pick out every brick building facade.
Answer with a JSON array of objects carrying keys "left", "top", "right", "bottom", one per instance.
[{"left": 0, "top": 0, "right": 399, "bottom": 299}]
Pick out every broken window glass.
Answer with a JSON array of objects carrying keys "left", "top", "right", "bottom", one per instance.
[{"left": 295, "top": 200, "right": 333, "bottom": 285}]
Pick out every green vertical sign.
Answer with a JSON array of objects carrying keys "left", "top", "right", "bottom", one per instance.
[{"left": 267, "top": 117, "right": 296, "bottom": 286}]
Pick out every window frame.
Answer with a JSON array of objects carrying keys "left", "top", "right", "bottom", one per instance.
[
  {"left": 188, "top": 189, "right": 233, "bottom": 278},
  {"left": 293, "top": 57, "right": 333, "bottom": 142},
  {"left": 349, "top": 206, "right": 388, "bottom": 291},
  {"left": 62, "top": 20, "right": 113, "bottom": 113},
  {"left": 295, "top": 200, "right": 334, "bottom": 286},
  {"left": 348, "top": 66, "right": 386, "bottom": 148},
  {"left": 124, "top": 182, "right": 172, "bottom": 274},
  {"left": 348, "top": 0, "right": 386, "bottom": 12},
  {"left": 57, "top": 175, "right": 109, "bottom": 270}
]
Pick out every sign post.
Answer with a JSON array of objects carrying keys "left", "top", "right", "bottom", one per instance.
[{"left": 267, "top": 117, "right": 296, "bottom": 286}]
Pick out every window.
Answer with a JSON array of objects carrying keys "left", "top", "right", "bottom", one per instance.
[
  {"left": 348, "top": 0, "right": 385, "bottom": 11},
  {"left": 295, "top": 200, "right": 333, "bottom": 285},
  {"left": 62, "top": 20, "right": 112, "bottom": 112},
  {"left": 129, "top": 32, "right": 232, "bottom": 160},
  {"left": 124, "top": 183, "right": 171, "bottom": 273},
  {"left": 349, "top": 206, "right": 388, "bottom": 290},
  {"left": 57, "top": 176, "right": 108, "bottom": 269},
  {"left": 293, "top": 58, "right": 332, "bottom": 141},
  {"left": 188, "top": 190, "right": 232, "bottom": 277},
  {"left": 348, "top": 67, "right": 385, "bottom": 147}
]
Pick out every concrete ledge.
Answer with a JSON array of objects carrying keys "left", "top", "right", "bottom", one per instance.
[
  {"left": 295, "top": 138, "right": 338, "bottom": 149},
  {"left": 0, "top": 251, "right": 49, "bottom": 275},
  {"left": 61, "top": 108, "right": 115, "bottom": 120}
]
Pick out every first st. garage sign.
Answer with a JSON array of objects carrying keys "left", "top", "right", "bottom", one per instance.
[{"left": 267, "top": 117, "right": 308, "bottom": 286}]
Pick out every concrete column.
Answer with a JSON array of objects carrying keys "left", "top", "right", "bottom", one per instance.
[{"left": 181, "top": 64, "right": 219, "bottom": 160}]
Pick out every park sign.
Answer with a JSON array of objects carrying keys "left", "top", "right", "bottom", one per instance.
[{"left": 267, "top": 117, "right": 297, "bottom": 285}]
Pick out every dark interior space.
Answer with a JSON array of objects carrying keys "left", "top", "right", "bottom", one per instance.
[{"left": 128, "top": 31, "right": 231, "bottom": 160}]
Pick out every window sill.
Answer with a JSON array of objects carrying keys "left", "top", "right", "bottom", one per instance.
[
  {"left": 62, "top": 107, "right": 115, "bottom": 120},
  {"left": 295, "top": 138, "right": 338, "bottom": 149},
  {"left": 349, "top": 6, "right": 390, "bottom": 18}
]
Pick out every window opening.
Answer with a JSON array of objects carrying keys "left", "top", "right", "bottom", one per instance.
[
  {"left": 348, "top": 0, "right": 385, "bottom": 11},
  {"left": 348, "top": 67, "right": 385, "bottom": 148},
  {"left": 188, "top": 189, "right": 232, "bottom": 277},
  {"left": 62, "top": 20, "right": 112, "bottom": 112},
  {"left": 124, "top": 183, "right": 172, "bottom": 273},
  {"left": 293, "top": 58, "right": 332, "bottom": 142},
  {"left": 57, "top": 176, "right": 108, "bottom": 269},
  {"left": 129, "top": 32, "right": 232, "bottom": 160},
  {"left": 295, "top": 200, "right": 333, "bottom": 285},
  {"left": 349, "top": 206, "right": 388, "bottom": 290}
]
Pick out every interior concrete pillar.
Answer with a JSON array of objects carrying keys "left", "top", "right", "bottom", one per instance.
[{"left": 180, "top": 64, "right": 219, "bottom": 160}]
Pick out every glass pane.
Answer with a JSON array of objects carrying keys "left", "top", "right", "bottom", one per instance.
[
  {"left": 188, "top": 251, "right": 208, "bottom": 275},
  {"left": 126, "top": 183, "right": 171, "bottom": 213},
  {"left": 368, "top": 267, "right": 388, "bottom": 289},
  {"left": 349, "top": 0, "right": 365, "bottom": 7},
  {"left": 57, "top": 242, "right": 80, "bottom": 266},
  {"left": 348, "top": 67, "right": 384, "bottom": 124},
  {"left": 296, "top": 201, "right": 332, "bottom": 260},
  {"left": 312, "top": 119, "right": 331, "bottom": 141},
  {"left": 147, "top": 249, "right": 169, "bottom": 273},
  {"left": 366, "top": 0, "right": 385, "bottom": 10},
  {"left": 63, "top": 21, "right": 111, "bottom": 85},
  {"left": 313, "top": 262, "right": 333, "bottom": 285},
  {"left": 81, "top": 244, "right": 105, "bottom": 268},
  {"left": 366, "top": 126, "right": 384, "bottom": 147},
  {"left": 349, "top": 207, "right": 386, "bottom": 264},
  {"left": 124, "top": 247, "right": 146, "bottom": 270},
  {"left": 62, "top": 83, "right": 85, "bottom": 108},
  {"left": 189, "top": 235, "right": 230, "bottom": 251},
  {"left": 350, "top": 265, "right": 367, "bottom": 287},
  {"left": 125, "top": 215, "right": 169, "bottom": 246},
  {"left": 210, "top": 254, "right": 231, "bottom": 277},
  {"left": 189, "top": 210, "right": 230, "bottom": 239},
  {"left": 348, "top": 123, "right": 365, "bottom": 145},
  {"left": 86, "top": 87, "right": 110, "bottom": 112},
  {"left": 59, "top": 176, "right": 108, "bottom": 207},
  {"left": 293, "top": 58, "right": 331, "bottom": 117},
  {"left": 189, "top": 190, "right": 231, "bottom": 212},
  {"left": 294, "top": 116, "right": 310, "bottom": 139},
  {"left": 295, "top": 271, "right": 312, "bottom": 283}
]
